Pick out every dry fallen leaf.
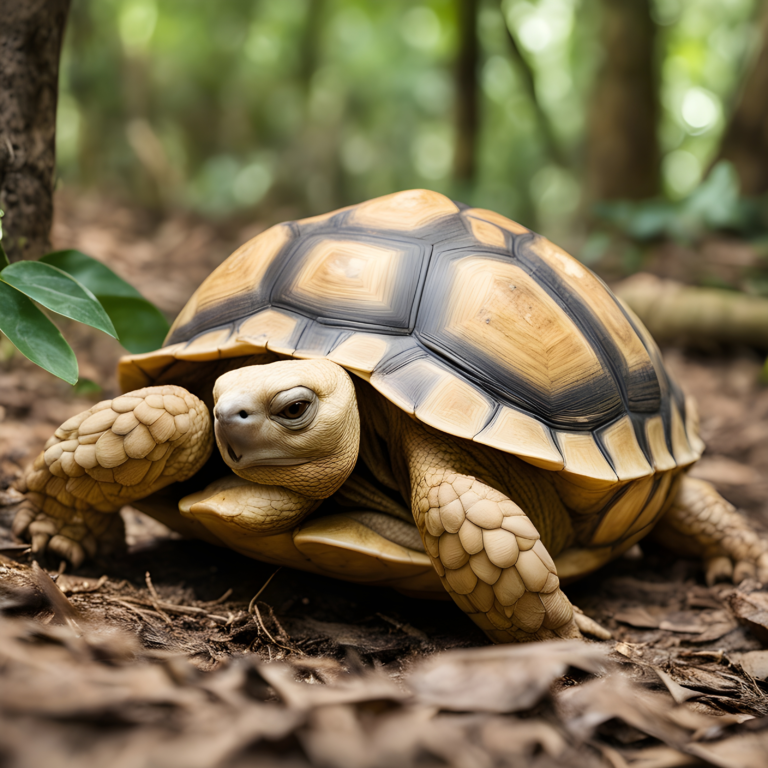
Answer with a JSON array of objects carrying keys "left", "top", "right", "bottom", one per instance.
[
  {"left": 409, "top": 641, "right": 609, "bottom": 713},
  {"left": 726, "top": 587, "right": 768, "bottom": 645},
  {"left": 738, "top": 650, "right": 768, "bottom": 681}
]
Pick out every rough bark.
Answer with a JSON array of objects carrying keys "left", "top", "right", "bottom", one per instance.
[
  {"left": 453, "top": 0, "right": 480, "bottom": 185},
  {"left": 585, "top": 0, "right": 659, "bottom": 202},
  {"left": 717, "top": 2, "right": 768, "bottom": 196},
  {"left": 0, "top": 0, "right": 70, "bottom": 262}
]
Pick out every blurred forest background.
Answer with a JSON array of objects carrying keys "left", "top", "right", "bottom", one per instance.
[{"left": 54, "top": 0, "right": 768, "bottom": 264}]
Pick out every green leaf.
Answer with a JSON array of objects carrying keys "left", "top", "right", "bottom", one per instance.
[
  {"left": 98, "top": 296, "right": 170, "bottom": 353},
  {"left": 0, "top": 208, "right": 8, "bottom": 269},
  {"left": 0, "top": 261, "right": 117, "bottom": 338},
  {"left": 40, "top": 250, "right": 143, "bottom": 298},
  {"left": 73, "top": 377, "right": 103, "bottom": 395},
  {"left": 0, "top": 281, "right": 78, "bottom": 384},
  {"left": 40, "top": 249, "right": 170, "bottom": 353}
]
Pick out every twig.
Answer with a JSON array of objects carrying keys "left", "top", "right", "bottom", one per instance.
[
  {"left": 104, "top": 595, "right": 164, "bottom": 624},
  {"left": 248, "top": 568, "right": 281, "bottom": 614},
  {"left": 116, "top": 595, "right": 228, "bottom": 624},
  {"left": 145, "top": 571, "right": 172, "bottom": 624},
  {"left": 250, "top": 601, "right": 283, "bottom": 649},
  {"left": 247, "top": 567, "right": 303, "bottom": 655},
  {"left": 204, "top": 587, "right": 233, "bottom": 606},
  {"left": 260, "top": 601, "right": 292, "bottom": 645}
]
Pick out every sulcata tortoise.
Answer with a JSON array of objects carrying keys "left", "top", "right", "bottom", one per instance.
[{"left": 14, "top": 190, "right": 768, "bottom": 643}]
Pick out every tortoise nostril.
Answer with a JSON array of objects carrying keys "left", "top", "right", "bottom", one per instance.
[{"left": 238, "top": 410, "right": 248, "bottom": 419}]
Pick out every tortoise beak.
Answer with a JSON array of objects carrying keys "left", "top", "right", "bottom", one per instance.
[{"left": 213, "top": 419, "right": 243, "bottom": 464}]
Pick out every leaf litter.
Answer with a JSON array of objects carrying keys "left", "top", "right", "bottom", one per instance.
[{"left": 2, "top": 191, "right": 768, "bottom": 765}]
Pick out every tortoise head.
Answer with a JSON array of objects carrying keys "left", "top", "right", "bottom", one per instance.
[{"left": 212, "top": 359, "right": 360, "bottom": 499}]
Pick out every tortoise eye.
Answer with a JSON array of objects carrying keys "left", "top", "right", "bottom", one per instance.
[
  {"left": 270, "top": 386, "right": 318, "bottom": 429},
  {"left": 279, "top": 400, "right": 310, "bottom": 419}
]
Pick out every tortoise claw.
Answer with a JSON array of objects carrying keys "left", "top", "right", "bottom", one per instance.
[
  {"left": 705, "top": 556, "right": 733, "bottom": 586},
  {"left": 733, "top": 560, "right": 757, "bottom": 584},
  {"left": 572, "top": 607, "right": 612, "bottom": 640},
  {"left": 12, "top": 501, "right": 38, "bottom": 538},
  {"left": 48, "top": 535, "right": 86, "bottom": 569},
  {"left": 31, "top": 532, "right": 51, "bottom": 555}
]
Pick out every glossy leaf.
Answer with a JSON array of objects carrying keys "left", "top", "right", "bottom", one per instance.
[
  {"left": 0, "top": 261, "right": 117, "bottom": 338},
  {"left": 98, "top": 296, "right": 170, "bottom": 353},
  {"left": 41, "top": 250, "right": 170, "bottom": 353},
  {"left": 0, "top": 208, "right": 7, "bottom": 270},
  {"left": 40, "top": 250, "right": 142, "bottom": 298},
  {"left": 0, "top": 281, "right": 78, "bottom": 384}
]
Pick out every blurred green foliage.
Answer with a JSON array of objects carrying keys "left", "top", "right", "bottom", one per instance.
[
  {"left": 57, "top": 0, "right": 761, "bottom": 236},
  {"left": 593, "top": 161, "right": 768, "bottom": 247}
]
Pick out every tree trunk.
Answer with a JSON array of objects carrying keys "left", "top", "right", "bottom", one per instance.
[
  {"left": 0, "top": 0, "right": 70, "bottom": 262},
  {"left": 454, "top": 0, "right": 480, "bottom": 185},
  {"left": 585, "top": 0, "right": 659, "bottom": 202},
  {"left": 717, "top": 2, "right": 768, "bottom": 196},
  {"left": 501, "top": 5, "right": 566, "bottom": 168}
]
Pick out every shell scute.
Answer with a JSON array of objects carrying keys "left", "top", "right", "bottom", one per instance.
[{"left": 115, "top": 189, "right": 702, "bottom": 555}]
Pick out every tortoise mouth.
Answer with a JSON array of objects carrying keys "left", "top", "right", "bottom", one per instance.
[
  {"left": 225, "top": 441, "right": 241, "bottom": 463},
  {"left": 214, "top": 419, "right": 311, "bottom": 468},
  {"left": 214, "top": 420, "right": 243, "bottom": 463}
]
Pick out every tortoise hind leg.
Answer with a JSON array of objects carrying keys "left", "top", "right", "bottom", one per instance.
[
  {"left": 651, "top": 475, "right": 768, "bottom": 585},
  {"left": 13, "top": 386, "right": 212, "bottom": 566}
]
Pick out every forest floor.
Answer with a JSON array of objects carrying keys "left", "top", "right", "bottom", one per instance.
[{"left": 2, "top": 191, "right": 768, "bottom": 767}]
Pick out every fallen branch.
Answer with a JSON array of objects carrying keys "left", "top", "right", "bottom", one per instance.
[{"left": 614, "top": 273, "right": 768, "bottom": 349}]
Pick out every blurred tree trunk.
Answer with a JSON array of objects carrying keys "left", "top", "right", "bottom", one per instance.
[
  {"left": 501, "top": 5, "right": 566, "bottom": 168},
  {"left": 454, "top": 0, "right": 480, "bottom": 185},
  {"left": 716, "top": 2, "right": 768, "bottom": 195},
  {"left": 0, "top": 0, "right": 70, "bottom": 262},
  {"left": 585, "top": 0, "right": 659, "bottom": 202}
]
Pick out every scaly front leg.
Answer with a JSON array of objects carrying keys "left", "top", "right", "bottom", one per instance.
[
  {"left": 400, "top": 420, "right": 587, "bottom": 643},
  {"left": 13, "top": 386, "right": 213, "bottom": 566}
]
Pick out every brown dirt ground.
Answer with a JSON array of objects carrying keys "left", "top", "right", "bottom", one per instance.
[{"left": 2, "top": 191, "right": 768, "bottom": 767}]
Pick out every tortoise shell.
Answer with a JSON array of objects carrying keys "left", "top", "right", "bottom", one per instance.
[{"left": 118, "top": 190, "right": 703, "bottom": 573}]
